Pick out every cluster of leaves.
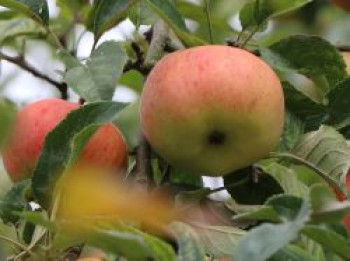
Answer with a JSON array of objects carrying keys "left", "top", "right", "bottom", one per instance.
[{"left": 0, "top": 0, "right": 350, "bottom": 260}]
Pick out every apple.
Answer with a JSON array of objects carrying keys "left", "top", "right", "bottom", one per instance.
[
  {"left": 3, "top": 98, "right": 128, "bottom": 182},
  {"left": 140, "top": 45, "right": 284, "bottom": 176},
  {"left": 331, "top": 0, "right": 350, "bottom": 12},
  {"left": 342, "top": 52, "right": 350, "bottom": 75}
]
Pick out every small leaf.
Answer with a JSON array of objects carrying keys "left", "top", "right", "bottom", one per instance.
[
  {"left": 0, "top": 18, "right": 45, "bottom": 45},
  {"left": 239, "top": 0, "right": 312, "bottom": 30},
  {"left": 327, "top": 77, "right": 350, "bottom": 127},
  {"left": 270, "top": 244, "right": 315, "bottom": 261},
  {"left": 261, "top": 162, "right": 309, "bottom": 198},
  {"left": 0, "top": 0, "right": 49, "bottom": 25},
  {"left": 145, "top": 0, "right": 207, "bottom": 47},
  {"left": 234, "top": 197, "right": 311, "bottom": 261},
  {"left": 87, "top": 0, "right": 138, "bottom": 41},
  {"left": 261, "top": 36, "right": 347, "bottom": 92},
  {"left": 64, "top": 41, "right": 128, "bottom": 102},
  {"left": 32, "top": 101, "right": 127, "bottom": 208},
  {"left": 302, "top": 225, "right": 350, "bottom": 259},
  {"left": 171, "top": 222, "right": 206, "bottom": 261},
  {"left": 190, "top": 222, "right": 246, "bottom": 258},
  {"left": 234, "top": 206, "right": 281, "bottom": 223},
  {"left": 278, "top": 111, "right": 305, "bottom": 152},
  {"left": 0, "top": 180, "right": 31, "bottom": 224},
  {"left": 0, "top": 99, "right": 15, "bottom": 150},
  {"left": 291, "top": 125, "right": 350, "bottom": 193},
  {"left": 310, "top": 184, "right": 350, "bottom": 223}
]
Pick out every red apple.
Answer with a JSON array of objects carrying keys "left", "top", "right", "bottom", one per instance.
[
  {"left": 140, "top": 45, "right": 284, "bottom": 176},
  {"left": 3, "top": 98, "right": 128, "bottom": 182}
]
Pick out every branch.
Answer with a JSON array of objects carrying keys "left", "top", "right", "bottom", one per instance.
[
  {"left": 132, "top": 133, "right": 155, "bottom": 193},
  {"left": 0, "top": 51, "right": 68, "bottom": 99}
]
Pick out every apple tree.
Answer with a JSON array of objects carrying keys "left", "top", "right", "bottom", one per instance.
[{"left": 1, "top": 0, "right": 350, "bottom": 260}]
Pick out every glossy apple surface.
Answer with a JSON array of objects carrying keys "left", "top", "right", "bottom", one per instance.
[{"left": 140, "top": 45, "right": 284, "bottom": 176}]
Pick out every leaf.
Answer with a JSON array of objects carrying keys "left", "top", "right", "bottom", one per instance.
[
  {"left": 145, "top": 0, "right": 207, "bottom": 47},
  {"left": 291, "top": 125, "right": 350, "bottom": 193},
  {"left": 278, "top": 111, "right": 305, "bottom": 152},
  {"left": 129, "top": 1, "right": 158, "bottom": 28},
  {"left": 234, "top": 197, "right": 311, "bottom": 261},
  {"left": 224, "top": 167, "right": 283, "bottom": 205},
  {"left": 114, "top": 100, "right": 141, "bottom": 149},
  {"left": 233, "top": 206, "right": 281, "bottom": 223},
  {"left": 0, "top": 180, "right": 31, "bottom": 224},
  {"left": 190, "top": 222, "right": 246, "bottom": 258},
  {"left": 282, "top": 82, "right": 327, "bottom": 131},
  {"left": 302, "top": 225, "right": 350, "bottom": 259},
  {"left": 270, "top": 244, "right": 315, "bottom": 261},
  {"left": 310, "top": 184, "right": 350, "bottom": 223},
  {"left": 59, "top": 220, "right": 177, "bottom": 261},
  {"left": 32, "top": 101, "right": 127, "bottom": 208},
  {"left": 261, "top": 36, "right": 347, "bottom": 94},
  {"left": 64, "top": 41, "right": 128, "bottom": 102},
  {"left": 0, "top": 99, "right": 15, "bottom": 150},
  {"left": 327, "top": 77, "right": 350, "bottom": 127},
  {"left": 261, "top": 162, "right": 309, "bottom": 198},
  {"left": 87, "top": 0, "right": 139, "bottom": 41},
  {"left": 0, "top": 0, "right": 49, "bottom": 25},
  {"left": 171, "top": 222, "right": 206, "bottom": 261},
  {"left": 0, "top": 18, "right": 45, "bottom": 45},
  {"left": 239, "top": 0, "right": 312, "bottom": 30}
]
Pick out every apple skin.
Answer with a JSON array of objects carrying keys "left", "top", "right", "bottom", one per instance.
[
  {"left": 140, "top": 45, "right": 284, "bottom": 176},
  {"left": 332, "top": 0, "right": 350, "bottom": 12},
  {"left": 3, "top": 98, "right": 128, "bottom": 182}
]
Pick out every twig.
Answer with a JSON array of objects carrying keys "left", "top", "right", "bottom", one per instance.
[
  {"left": 0, "top": 235, "right": 34, "bottom": 256},
  {"left": 0, "top": 51, "right": 68, "bottom": 99},
  {"left": 336, "top": 45, "right": 350, "bottom": 52},
  {"left": 132, "top": 133, "right": 155, "bottom": 192},
  {"left": 204, "top": 0, "right": 214, "bottom": 44}
]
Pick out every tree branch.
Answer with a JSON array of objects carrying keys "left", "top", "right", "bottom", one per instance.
[{"left": 0, "top": 52, "right": 68, "bottom": 99}]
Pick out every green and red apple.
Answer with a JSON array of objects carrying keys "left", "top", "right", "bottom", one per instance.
[
  {"left": 3, "top": 98, "right": 128, "bottom": 182},
  {"left": 140, "top": 45, "right": 284, "bottom": 176}
]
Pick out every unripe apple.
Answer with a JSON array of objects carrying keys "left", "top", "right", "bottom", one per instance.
[
  {"left": 331, "top": 0, "right": 350, "bottom": 12},
  {"left": 3, "top": 98, "right": 128, "bottom": 182},
  {"left": 140, "top": 45, "right": 284, "bottom": 176}
]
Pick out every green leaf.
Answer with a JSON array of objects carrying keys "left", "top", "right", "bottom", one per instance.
[
  {"left": 0, "top": 0, "right": 49, "bottom": 25},
  {"left": 327, "top": 77, "right": 350, "bottom": 127},
  {"left": 190, "top": 222, "right": 246, "bottom": 258},
  {"left": 234, "top": 197, "right": 311, "bottom": 261},
  {"left": 171, "top": 222, "right": 206, "bottom": 261},
  {"left": 282, "top": 83, "right": 327, "bottom": 131},
  {"left": 234, "top": 206, "right": 281, "bottom": 223},
  {"left": 32, "top": 101, "right": 127, "bottom": 208},
  {"left": 129, "top": 1, "right": 158, "bottom": 28},
  {"left": 302, "top": 225, "right": 350, "bottom": 259},
  {"left": 291, "top": 125, "right": 350, "bottom": 193},
  {"left": 0, "top": 99, "right": 15, "bottom": 150},
  {"left": 0, "top": 180, "right": 31, "bottom": 224},
  {"left": 0, "top": 18, "right": 45, "bottom": 45},
  {"left": 270, "top": 244, "right": 315, "bottom": 261},
  {"left": 145, "top": 0, "right": 207, "bottom": 47},
  {"left": 224, "top": 167, "right": 283, "bottom": 205},
  {"left": 87, "top": 0, "right": 139, "bottom": 41},
  {"left": 114, "top": 100, "right": 141, "bottom": 149},
  {"left": 261, "top": 36, "right": 347, "bottom": 95},
  {"left": 310, "top": 184, "right": 350, "bottom": 223},
  {"left": 64, "top": 41, "right": 128, "bottom": 102},
  {"left": 261, "top": 163, "right": 309, "bottom": 198},
  {"left": 278, "top": 111, "right": 305, "bottom": 152},
  {"left": 240, "top": 0, "right": 312, "bottom": 30}
]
